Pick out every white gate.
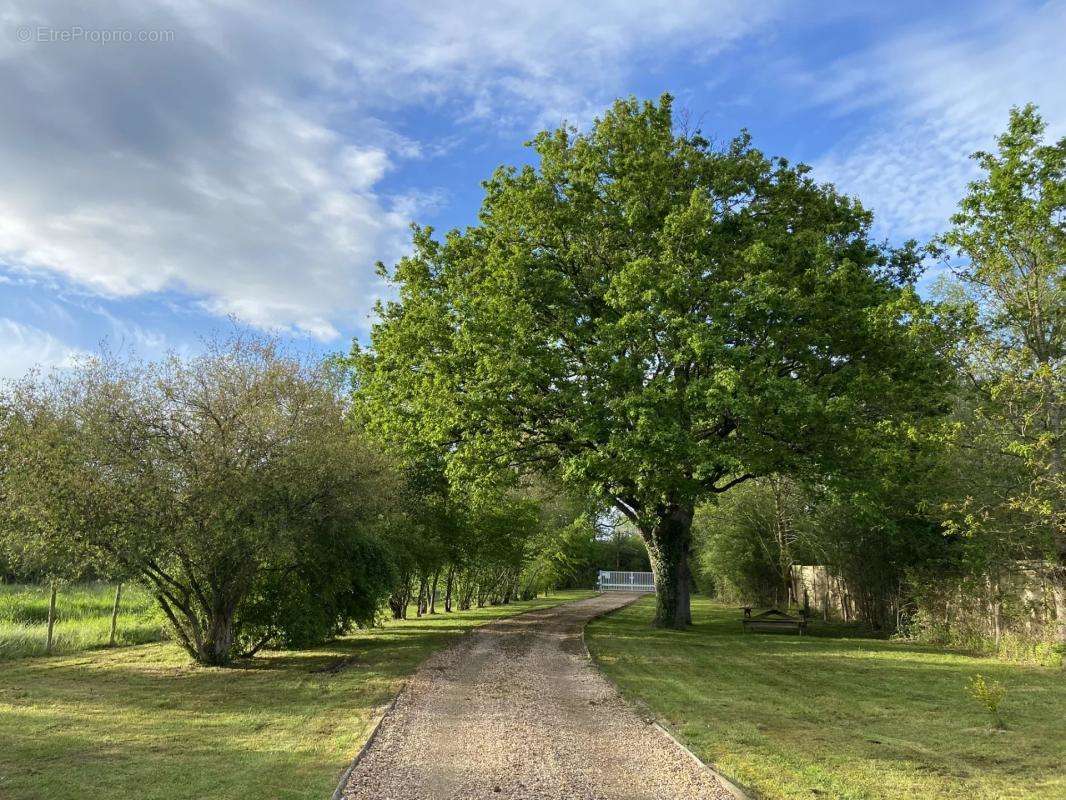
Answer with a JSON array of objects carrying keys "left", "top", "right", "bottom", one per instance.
[{"left": 597, "top": 570, "right": 655, "bottom": 593}]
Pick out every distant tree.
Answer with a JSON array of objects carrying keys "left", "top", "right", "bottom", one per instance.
[
  {"left": 0, "top": 382, "right": 107, "bottom": 653},
  {"left": 0, "top": 336, "right": 394, "bottom": 665},
  {"left": 356, "top": 94, "right": 953, "bottom": 627},
  {"left": 693, "top": 476, "right": 811, "bottom": 608},
  {"left": 933, "top": 104, "right": 1065, "bottom": 644},
  {"left": 515, "top": 478, "right": 602, "bottom": 596}
]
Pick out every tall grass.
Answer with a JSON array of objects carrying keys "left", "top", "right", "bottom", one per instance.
[{"left": 0, "top": 582, "right": 168, "bottom": 659}]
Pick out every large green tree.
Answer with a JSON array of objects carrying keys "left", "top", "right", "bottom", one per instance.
[{"left": 356, "top": 95, "right": 951, "bottom": 627}]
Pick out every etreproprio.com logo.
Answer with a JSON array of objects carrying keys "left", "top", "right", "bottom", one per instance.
[{"left": 16, "top": 25, "right": 175, "bottom": 44}]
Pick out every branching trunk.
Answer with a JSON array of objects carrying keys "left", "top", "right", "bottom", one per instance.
[
  {"left": 459, "top": 573, "right": 474, "bottom": 611},
  {"left": 143, "top": 568, "right": 241, "bottom": 666},
  {"left": 416, "top": 575, "right": 428, "bottom": 617},
  {"left": 388, "top": 572, "right": 411, "bottom": 619}
]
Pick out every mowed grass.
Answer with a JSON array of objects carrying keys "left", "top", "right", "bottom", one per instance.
[
  {"left": 586, "top": 596, "right": 1066, "bottom": 800},
  {"left": 0, "top": 582, "right": 167, "bottom": 659},
  {"left": 0, "top": 589, "right": 592, "bottom": 800}
]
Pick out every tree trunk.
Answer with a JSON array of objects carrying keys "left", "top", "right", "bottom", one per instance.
[
  {"left": 45, "top": 582, "right": 58, "bottom": 654},
  {"left": 200, "top": 605, "right": 236, "bottom": 666},
  {"left": 460, "top": 577, "right": 473, "bottom": 611},
  {"left": 644, "top": 503, "right": 695, "bottom": 628},
  {"left": 416, "top": 576, "right": 428, "bottom": 617},
  {"left": 389, "top": 573, "right": 411, "bottom": 619},
  {"left": 444, "top": 567, "right": 454, "bottom": 613},
  {"left": 428, "top": 571, "right": 439, "bottom": 614},
  {"left": 388, "top": 593, "right": 405, "bottom": 620},
  {"left": 108, "top": 583, "right": 123, "bottom": 647}
]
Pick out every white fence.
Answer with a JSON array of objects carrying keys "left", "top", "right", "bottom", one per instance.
[{"left": 597, "top": 570, "right": 655, "bottom": 593}]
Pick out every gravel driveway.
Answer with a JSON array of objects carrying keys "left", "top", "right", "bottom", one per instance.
[{"left": 341, "top": 593, "right": 731, "bottom": 800}]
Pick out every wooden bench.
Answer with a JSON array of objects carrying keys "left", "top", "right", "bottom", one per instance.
[{"left": 741, "top": 607, "right": 808, "bottom": 635}]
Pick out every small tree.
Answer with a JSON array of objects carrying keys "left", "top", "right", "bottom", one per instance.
[
  {"left": 693, "top": 476, "right": 810, "bottom": 608},
  {"left": 356, "top": 95, "right": 953, "bottom": 627},
  {"left": 1, "top": 336, "right": 394, "bottom": 665},
  {"left": 0, "top": 393, "right": 102, "bottom": 654},
  {"left": 968, "top": 673, "right": 1008, "bottom": 729}
]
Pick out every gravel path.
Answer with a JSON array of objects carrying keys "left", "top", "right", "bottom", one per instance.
[{"left": 341, "top": 593, "right": 731, "bottom": 800}]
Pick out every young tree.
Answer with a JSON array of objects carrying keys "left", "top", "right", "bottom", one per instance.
[
  {"left": 356, "top": 95, "right": 951, "bottom": 627},
  {"left": 934, "top": 104, "right": 1065, "bottom": 643},
  {"left": 0, "top": 382, "right": 111, "bottom": 653},
  {"left": 0, "top": 336, "right": 394, "bottom": 665}
]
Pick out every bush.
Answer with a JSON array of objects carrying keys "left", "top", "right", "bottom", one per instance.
[
  {"left": 968, "top": 674, "right": 1007, "bottom": 729},
  {"left": 241, "top": 532, "right": 396, "bottom": 650}
]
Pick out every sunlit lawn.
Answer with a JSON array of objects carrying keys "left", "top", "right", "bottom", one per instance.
[
  {"left": 587, "top": 595, "right": 1065, "bottom": 800},
  {"left": 0, "top": 589, "right": 592, "bottom": 800}
]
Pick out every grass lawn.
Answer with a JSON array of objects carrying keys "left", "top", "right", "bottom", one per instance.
[
  {"left": 587, "top": 595, "right": 1066, "bottom": 800},
  {"left": 0, "top": 582, "right": 166, "bottom": 659},
  {"left": 0, "top": 589, "right": 592, "bottom": 800}
]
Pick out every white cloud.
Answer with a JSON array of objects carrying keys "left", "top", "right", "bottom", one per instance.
[
  {"left": 0, "top": 318, "right": 87, "bottom": 380},
  {"left": 808, "top": 1, "right": 1066, "bottom": 240},
  {"left": 324, "top": 0, "right": 786, "bottom": 128},
  {"left": 0, "top": 0, "right": 783, "bottom": 340}
]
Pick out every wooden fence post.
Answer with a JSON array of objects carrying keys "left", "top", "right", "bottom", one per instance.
[
  {"left": 45, "top": 582, "right": 58, "bottom": 655},
  {"left": 109, "top": 583, "right": 123, "bottom": 647}
]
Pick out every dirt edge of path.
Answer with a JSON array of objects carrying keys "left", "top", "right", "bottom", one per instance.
[{"left": 580, "top": 596, "right": 756, "bottom": 800}]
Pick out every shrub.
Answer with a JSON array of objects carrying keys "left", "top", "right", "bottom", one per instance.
[{"left": 968, "top": 673, "right": 1007, "bottom": 729}]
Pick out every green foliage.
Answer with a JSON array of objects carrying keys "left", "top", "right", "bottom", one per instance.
[
  {"left": 693, "top": 477, "right": 810, "bottom": 605},
  {"left": 693, "top": 463, "right": 956, "bottom": 631},
  {"left": 807, "top": 488, "right": 954, "bottom": 631},
  {"left": 690, "top": 103, "right": 1065, "bottom": 650},
  {"left": 240, "top": 532, "right": 396, "bottom": 650},
  {"left": 354, "top": 94, "right": 953, "bottom": 627},
  {"left": 967, "top": 673, "right": 1008, "bottom": 729}
]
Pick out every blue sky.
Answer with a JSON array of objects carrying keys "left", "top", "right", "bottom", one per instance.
[{"left": 1, "top": 0, "right": 1063, "bottom": 377}]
